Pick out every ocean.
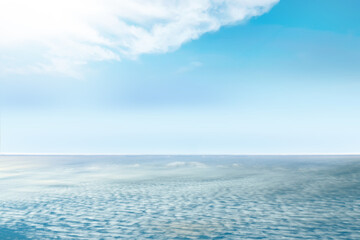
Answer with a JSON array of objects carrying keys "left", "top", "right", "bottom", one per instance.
[{"left": 0, "top": 155, "right": 359, "bottom": 239}]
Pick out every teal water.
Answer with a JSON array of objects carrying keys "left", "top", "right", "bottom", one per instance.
[{"left": 0, "top": 155, "right": 359, "bottom": 239}]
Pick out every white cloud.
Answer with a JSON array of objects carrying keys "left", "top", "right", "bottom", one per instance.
[{"left": 0, "top": 0, "right": 279, "bottom": 76}]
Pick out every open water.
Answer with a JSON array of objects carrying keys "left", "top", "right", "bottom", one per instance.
[{"left": 0, "top": 155, "right": 359, "bottom": 239}]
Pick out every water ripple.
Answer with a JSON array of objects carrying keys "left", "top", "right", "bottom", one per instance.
[{"left": 0, "top": 155, "right": 359, "bottom": 239}]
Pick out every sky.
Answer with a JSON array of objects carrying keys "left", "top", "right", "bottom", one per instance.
[{"left": 1, "top": 0, "right": 360, "bottom": 154}]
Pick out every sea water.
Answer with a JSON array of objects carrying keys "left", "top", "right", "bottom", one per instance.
[{"left": 0, "top": 155, "right": 359, "bottom": 239}]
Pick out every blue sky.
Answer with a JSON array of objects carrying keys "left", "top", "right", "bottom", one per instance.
[{"left": 1, "top": 0, "right": 360, "bottom": 154}]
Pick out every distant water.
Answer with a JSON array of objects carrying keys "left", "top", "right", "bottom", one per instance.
[{"left": 0, "top": 155, "right": 360, "bottom": 239}]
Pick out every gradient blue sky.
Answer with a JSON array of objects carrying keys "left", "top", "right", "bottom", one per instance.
[{"left": 1, "top": 0, "right": 360, "bottom": 154}]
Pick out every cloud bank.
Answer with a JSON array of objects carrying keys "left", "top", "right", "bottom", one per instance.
[{"left": 0, "top": 0, "right": 279, "bottom": 76}]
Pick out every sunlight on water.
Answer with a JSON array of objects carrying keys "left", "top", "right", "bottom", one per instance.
[{"left": 0, "top": 155, "right": 360, "bottom": 239}]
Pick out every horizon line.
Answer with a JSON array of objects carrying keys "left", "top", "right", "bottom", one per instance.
[{"left": 1, "top": 153, "right": 360, "bottom": 156}]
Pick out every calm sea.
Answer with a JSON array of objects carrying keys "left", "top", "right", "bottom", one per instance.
[{"left": 0, "top": 155, "right": 359, "bottom": 239}]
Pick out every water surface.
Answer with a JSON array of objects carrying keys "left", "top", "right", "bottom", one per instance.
[{"left": 0, "top": 155, "right": 359, "bottom": 239}]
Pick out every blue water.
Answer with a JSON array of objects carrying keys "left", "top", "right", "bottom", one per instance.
[{"left": 0, "top": 155, "right": 359, "bottom": 239}]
